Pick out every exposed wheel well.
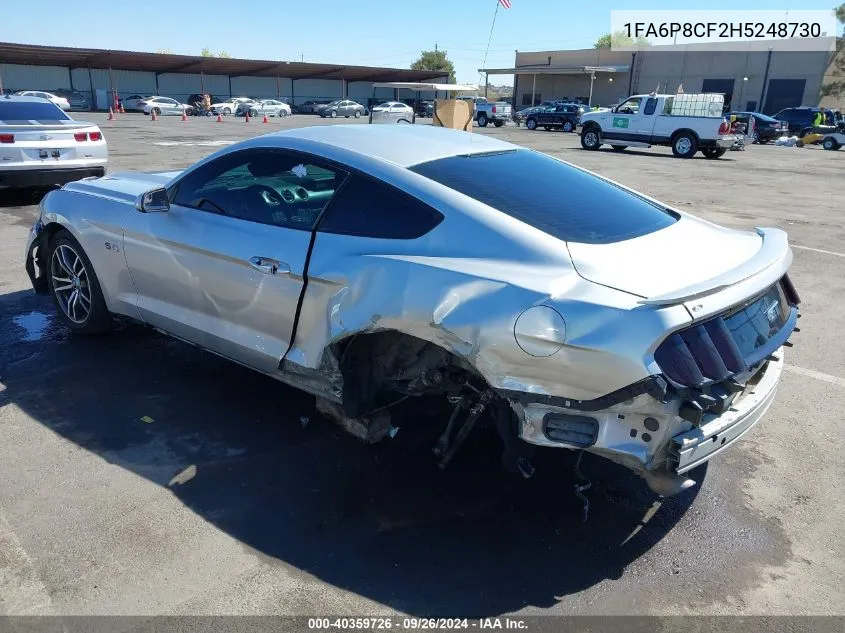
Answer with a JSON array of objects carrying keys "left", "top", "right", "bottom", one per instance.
[{"left": 330, "top": 330, "right": 487, "bottom": 419}]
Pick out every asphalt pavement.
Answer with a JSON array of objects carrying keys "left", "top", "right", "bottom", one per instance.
[{"left": 0, "top": 112, "right": 842, "bottom": 619}]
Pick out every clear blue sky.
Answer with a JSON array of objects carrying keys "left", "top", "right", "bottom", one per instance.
[{"left": 0, "top": 1, "right": 827, "bottom": 85}]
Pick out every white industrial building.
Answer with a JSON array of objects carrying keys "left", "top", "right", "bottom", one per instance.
[{"left": 0, "top": 42, "right": 449, "bottom": 109}]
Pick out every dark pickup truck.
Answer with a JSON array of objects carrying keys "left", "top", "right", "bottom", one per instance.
[{"left": 524, "top": 103, "right": 581, "bottom": 132}]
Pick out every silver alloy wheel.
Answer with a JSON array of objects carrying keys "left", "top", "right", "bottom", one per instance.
[
  {"left": 584, "top": 131, "right": 598, "bottom": 147},
  {"left": 675, "top": 136, "right": 692, "bottom": 155},
  {"left": 563, "top": 120, "right": 573, "bottom": 132},
  {"left": 51, "top": 244, "right": 91, "bottom": 324}
]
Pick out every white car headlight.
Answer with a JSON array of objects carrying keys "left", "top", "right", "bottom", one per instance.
[{"left": 514, "top": 306, "right": 566, "bottom": 357}]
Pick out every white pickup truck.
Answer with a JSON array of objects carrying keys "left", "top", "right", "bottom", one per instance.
[
  {"left": 579, "top": 93, "right": 736, "bottom": 158},
  {"left": 458, "top": 96, "right": 512, "bottom": 128}
]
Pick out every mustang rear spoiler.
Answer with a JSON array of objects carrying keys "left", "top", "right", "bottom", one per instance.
[{"left": 639, "top": 228, "right": 792, "bottom": 307}]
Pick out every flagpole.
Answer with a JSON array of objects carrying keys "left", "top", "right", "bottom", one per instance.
[{"left": 480, "top": 0, "right": 501, "bottom": 92}]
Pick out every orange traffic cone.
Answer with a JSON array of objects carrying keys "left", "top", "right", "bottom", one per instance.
[
  {"left": 181, "top": 111, "right": 188, "bottom": 121},
  {"left": 119, "top": 104, "right": 125, "bottom": 114},
  {"left": 216, "top": 113, "right": 223, "bottom": 123},
  {"left": 262, "top": 114, "right": 268, "bottom": 123},
  {"left": 107, "top": 107, "right": 114, "bottom": 121},
  {"left": 245, "top": 112, "right": 250, "bottom": 123},
  {"left": 150, "top": 109, "right": 158, "bottom": 121}
]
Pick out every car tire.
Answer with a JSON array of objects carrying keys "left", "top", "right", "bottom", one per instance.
[
  {"left": 47, "top": 231, "right": 112, "bottom": 335},
  {"left": 581, "top": 127, "right": 601, "bottom": 150},
  {"left": 330, "top": 110, "right": 338, "bottom": 118},
  {"left": 249, "top": 109, "right": 258, "bottom": 117},
  {"left": 354, "top": 111, "right": 361, "bottom": 118},
  {"left": 494, "top": 120, "right": 504, "bottom": 127},
  {"left": 671, "top": 132, "right": 698, "bottom": 158},
  {"left": 562, "top": 120, "right": 574, "bottom": 132},
  {"left": 152, "top": 107, "right": 161, "bottom": 116},
  {"left": 477, "top": 114, "right": 488, "bottom": 127},
  {"left": 751, "top": 131, "right": 760, "bottom": 144},
  {"left": 823, "top": 137, "right": 840, "bottom": 150},
  {"left": 223, "top": 107, "right": 231, "bottom": 116},
  {"left": 525, "top": 118, "right": 537, "bottom": 130},
  {"left": 701, "top": 148, "right": 727, "bottom": 159}
]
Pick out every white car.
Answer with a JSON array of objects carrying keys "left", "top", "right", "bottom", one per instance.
[
  {"left": 211, "top": 97, "right": 253, "bottom": 116},
  {"left": 371, "top": 101, "right": 414, "bottom": 117},
  {"left": 121, "top": 94, "right": 149, "bottom": 112},
  {"left": 245, "top": 99, "right": 292, "bottom": 118},
  {"left": 139, "top": 97, "right": 191, "bottom": 116},
  {"left": 0, "top": 95, "right": 107, "bottom": 189},
  {"left": 15, "top": 90, "right": 70, "bottom": 111}
]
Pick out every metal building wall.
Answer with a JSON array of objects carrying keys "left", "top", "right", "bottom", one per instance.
[
  {"left": 0, "top": 63, "right": 70, "bottom": 91},
  {"left": 230, "top": 76, "right": 280, "bottom": 98},
  {"left": 291, "top": 79, "right": 343, "bottom": 104}
]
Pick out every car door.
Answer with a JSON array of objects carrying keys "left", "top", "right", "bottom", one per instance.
[
  {"left": 122, "top": 148, "right": 349, "bottom": 373},
  {"left": 607, "top": 97, "right": 644, "bottom": 140}
]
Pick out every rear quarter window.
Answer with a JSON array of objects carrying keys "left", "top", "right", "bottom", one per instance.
[
  {"left": 410, "top": 149, "right": 677, "bottom": 244},
  {"left": 318, "top": 175, "right": 444, "bottom": 240}
]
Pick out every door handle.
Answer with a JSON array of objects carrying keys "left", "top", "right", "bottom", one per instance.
[{"left": 248, "top": 257, "right": 290, "bottom": 275}]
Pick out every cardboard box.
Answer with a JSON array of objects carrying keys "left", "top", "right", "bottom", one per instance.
[{"left": 432, "top": 99, "right": 473, "bottom": 132}]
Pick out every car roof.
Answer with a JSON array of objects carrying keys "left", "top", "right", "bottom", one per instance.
[
  {"left": 260, "top": 124, "right": 517, "bottom": 168},
  {"left": 2, "top": 94, "right": 54, "bottom": 103}
]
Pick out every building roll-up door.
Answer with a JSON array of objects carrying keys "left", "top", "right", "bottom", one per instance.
[{"left": 763, "top": 79, "right": 806, "bottom": 115}]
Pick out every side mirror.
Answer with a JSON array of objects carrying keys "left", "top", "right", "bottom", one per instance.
[{"left": 137, "top": 187, "right": 169, "bottom": 213}]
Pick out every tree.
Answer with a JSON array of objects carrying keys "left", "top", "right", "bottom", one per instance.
[
  {"left": 201, "top": 47, "right": 213, "bottom": 57},
  {"left": 411, "top": 49, "right": 456, "bottom": 83},
  {"left": 820, "top": 4, "right": 845, "bottom": 97},
  {"left": 594, "top": 30, "right": 651, "bottom": 49}
]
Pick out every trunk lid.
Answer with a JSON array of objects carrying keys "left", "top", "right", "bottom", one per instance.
[{"left": 566, "top": 215, "right": 788, "bottom": 318}]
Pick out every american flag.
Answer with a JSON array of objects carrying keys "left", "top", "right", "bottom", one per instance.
[{"left": 498, "top": 0, "right": 511, "bottom": 9}]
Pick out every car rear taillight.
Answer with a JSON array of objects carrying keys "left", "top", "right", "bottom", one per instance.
[
  {"left": 89, "top": 131, "right": 102, "bottom": 141},
  {"left": 492, "top": 105, "right": 497, "bottom": 113},
  {"left": 74, "top": 132, "right": 87, "bottom": 142},
  {"left": 0, "top": 134, "right": 14, "bottom": 143}
]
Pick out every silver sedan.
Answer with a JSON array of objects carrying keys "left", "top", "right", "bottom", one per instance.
[{"left": 24, "top": 125, "right": 800, "bottom": 498}]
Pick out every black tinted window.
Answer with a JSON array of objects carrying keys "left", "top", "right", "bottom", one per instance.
[
  {"left": 0, "top": 101, "right": 69, "bottom": 121},
  {"left": 411, "top": 150, "right": 677, "bottom": 244},
  {"left": 319, "top": 175, "right": 444, "bottom": 239},
  {"left": 644, "top": 98, "right": 658, "bottom": 115},
  {"left": 173, "top": 149, "right": 347, "bottom": 231}
]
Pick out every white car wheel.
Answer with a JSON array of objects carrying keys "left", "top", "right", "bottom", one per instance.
[{"left": 223, "top": 107, "right": 231, "bottom": 116}]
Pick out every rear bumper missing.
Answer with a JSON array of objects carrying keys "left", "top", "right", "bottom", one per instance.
[{"left": 512, "top": 351, "right": 784, "bottom": 495}]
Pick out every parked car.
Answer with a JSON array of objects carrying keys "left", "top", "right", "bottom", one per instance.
[
  {"left": 525, "top": 103, "right": 581, "bottom": 132},
  {"left": 771, "top": 107, "right": 835, "bottom": 136},
  {"left": 53, "top": 89, "right": 88, "bottom": 111},
  {"left": 370, "top": 101, "right": 414, "bottom": 121},
  {"left": 318, "top": 100, "right": 366, "bottom": 118},
  {"left": 241, "top": 99, "right": 292, "bottom": 118},
  {"left": 461, "top": 97, "right": 512, "bottom": 127},
  {"left": 121, "top": 94, "right": 150, "bottom": 112},
  {"left": 297, "top": 100, "right": 332, "bottom": 114},
  {"left": 15, "top": 90, "right": 70, "bottom": 111},
  {"left": 579, "top": 93, "right": 735, "bottom": 158},
  {"left": 210, "top": 97, "right": 253, "bottom": 116},
  {"left": 512, "top": 105, "right": 548, "bottom": 126},
  {"left": 416, "top": 100, "right": 434, "bottom": 117},
  {"left": 0, "top": 95, "right": 106, "bottom": 189},
  {"left": 23, "top": 125, "right": 800, "bottom": 499},
  {"left": 139, "top": 97, "right": 192, "bottom": 116},
  {"left": 727, "top": 112, "right": 788, "bottom": 144}
]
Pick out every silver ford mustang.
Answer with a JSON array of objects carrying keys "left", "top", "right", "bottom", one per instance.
[{"left": 24, "top": 125, "right": 800, "bottom": 496}]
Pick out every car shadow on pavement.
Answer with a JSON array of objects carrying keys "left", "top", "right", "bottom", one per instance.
[
  {"left": 0, "top": 289, "right": 704, "bottom": 618},
  {"left": 0, "top": 187, "right": 53, "bottom": 208}
]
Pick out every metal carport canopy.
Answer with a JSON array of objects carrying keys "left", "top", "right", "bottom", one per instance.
[
  {"left": 478, "top": 65, "right": 629, "bottom": 75},
  {"left": 372, "top": 82, "right": 479, "bottom": 91},
  {"left": 0, "top": 42, "right": 446, "bottom": 82}
]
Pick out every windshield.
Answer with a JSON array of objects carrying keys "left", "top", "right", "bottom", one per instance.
[
  {"left": 0, "top": 101, "right": 70, "bottom": 122},
  {"left": 410, "top": 149, "right": 677, "bottom": 244},
  {"left": 326, "top": 101, "right": 341, "bottom": 107}
]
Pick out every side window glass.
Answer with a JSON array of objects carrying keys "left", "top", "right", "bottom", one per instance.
[
  {"left": 643, "top": 98, "right": 658, "bottom": 115},
  {"left": 173, "top": 150, "right": 348, "bottom": 231},
  {"left": 617, "top": 98, "right": 641, "bottom": 114},
  {"left": 319, "top": 175, "right": 444, "bottom": 240}
]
